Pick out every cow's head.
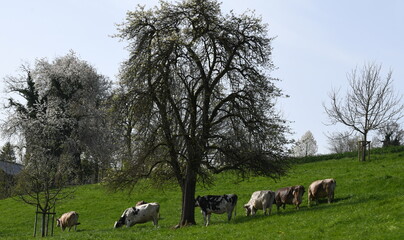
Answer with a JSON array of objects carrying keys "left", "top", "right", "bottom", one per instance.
[
  {"left": 292, "top": 186, "right": 305, "bottom": 203},
  {"left": 194, "top": 196, "right": 201, "bottom": 207},
  {"left": 114, "top": 215, "right": 126, "bottom": 228},
  {"left": 56, "top": 219, "right": 61, "bottom": 227}
]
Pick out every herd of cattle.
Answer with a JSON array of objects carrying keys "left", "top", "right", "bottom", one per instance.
[{"left": 56, "top": 178, "right": 336, "bottom": 231}]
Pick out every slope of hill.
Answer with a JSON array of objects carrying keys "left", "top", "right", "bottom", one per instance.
[{"left": 0, "top": 148, "right": 403, "bottom": 239}]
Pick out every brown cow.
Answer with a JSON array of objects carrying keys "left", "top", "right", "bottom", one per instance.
[
  {"left": 56, "top": 211, "right": 80, "bottom": 231},
  {"left": 308, "top": 178, "right": 336, "bottom": 207},
  {"left": 275, "top": 185, "right": 305, "bottom": 211}
]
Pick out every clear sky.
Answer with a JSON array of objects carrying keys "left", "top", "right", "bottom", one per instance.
[{"left": 1, "top": 0, "right": 403, "bottom": 154}]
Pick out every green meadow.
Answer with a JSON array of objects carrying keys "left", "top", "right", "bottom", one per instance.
[{"left": 0, "top": 148, "right": 403, "bottom": 239}]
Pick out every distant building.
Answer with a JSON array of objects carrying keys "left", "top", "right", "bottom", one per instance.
[
  {"left": 0, "top": 161, "right": 23, "bottom": 199},
  {"left": 0, "top": 161, "right": 23, "bottom": 176}
]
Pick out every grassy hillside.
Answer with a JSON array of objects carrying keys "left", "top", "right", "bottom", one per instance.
[{"left": 0, "top": 149, "right": 403, "bottom": 239}]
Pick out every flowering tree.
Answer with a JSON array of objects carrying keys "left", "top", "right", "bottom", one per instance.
[
  {"left": 110, "top": 0, "right": 291, "bottom": 227},
  {"left": 292, "top": 131, "right": 318, "bottom": 157}
]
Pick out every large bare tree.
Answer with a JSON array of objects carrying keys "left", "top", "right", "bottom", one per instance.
[
  {"left": 324, "top": 63, "right": 403, "bottom": 161},
  {"left": 110, "top": 0, "right": 290, "bottom": 227}
]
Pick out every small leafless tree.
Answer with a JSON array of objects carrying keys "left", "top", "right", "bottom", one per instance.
[
  {"left": 324, "top": 63, "right": 403, "bottom": 161},
  {"left": 326, "top": 131, "right": 358, "bottom": 154}
]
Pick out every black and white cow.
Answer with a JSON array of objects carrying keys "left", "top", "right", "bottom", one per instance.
[
  {"left": 114, "top": 202, "right": 160, "bottom": 228},
  {"left": 195, "top": 194, "right": 238, "bottom": 226}
]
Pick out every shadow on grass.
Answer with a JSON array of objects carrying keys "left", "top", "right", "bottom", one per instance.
[
  {"left": 333, "top": 195, "right": 353, "bottom": 203},
  {"left": 233, "top": 194, "right": 357, "bottom": 223},
  {"left": 233, "top": 193, "right": 382, "bottom": 225},
  {"left": 233, "top": 214, "right": 272, "bottom": 224}
]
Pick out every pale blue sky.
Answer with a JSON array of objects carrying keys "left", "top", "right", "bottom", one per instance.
[{"left": 1, "top": 0, "right": 403, "bottom": 153}]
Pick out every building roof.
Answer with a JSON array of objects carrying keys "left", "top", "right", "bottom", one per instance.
[{"left": 0, "top": 161, "right": 24, "bottom": 176}]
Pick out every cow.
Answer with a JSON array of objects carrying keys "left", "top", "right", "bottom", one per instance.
[
  {"left": 114, "top": 202, "right": 160, "bottom": 228},
  {"left": 195, "top": 194, "right": 238, "bottom": 226},
  {"left": 56, "top": 211, "right": 80, "bottom": 231},
  {"left": 308, "top": 178, "right": 336, "bottom": 207},
  {"left": 243, "top": 190, "right": 275, "bottom": 216},
  {"left": 274, "top": 185, "right": 305, "bottom": 211}
]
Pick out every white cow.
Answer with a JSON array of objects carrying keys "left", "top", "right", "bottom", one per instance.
[
  {"left": 243, "top": 190, "right": 275, "bottom": 216},
  {"left": 114, "top": 203, "right": 160, "bottom": 228},
  {"left": 56, "top": 211, "right": 80, "bottom": 231}
]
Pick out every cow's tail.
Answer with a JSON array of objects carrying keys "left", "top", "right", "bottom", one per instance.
[
  {"left": 157, "top": 204, "right": 161, "bottom": 219},
  {"left": 234, "top": 194, "right": 238, "bottom": 217}
]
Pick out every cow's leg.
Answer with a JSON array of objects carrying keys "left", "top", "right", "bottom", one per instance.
[
  {"left": 268, "top": 203, "right": 272, "bottom": 215},
  {"left": 327, "top": 194, "right": 331, "bottom": 204},
  {"left": 153, "top": 215, "right": 158, "bottom": 227},
  {"left": 206, "top": 213, "right": 211, "bottom": 226}
]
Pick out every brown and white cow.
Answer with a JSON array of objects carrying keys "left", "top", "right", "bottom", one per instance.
[
  {"left": 114, "top": 203, "right": 160, "bottom": 228},
  {"left": 243, "top": 190, "right": 275, "bottom": 216},
  {"left": 56, "top": 211, "right": 80, "bottom": 231},
  {"left": 274, "top": 185, "right": 305, "bottom": 211},
  {"left": 308, "top": 178, "right": 336, "bottom": 207}
]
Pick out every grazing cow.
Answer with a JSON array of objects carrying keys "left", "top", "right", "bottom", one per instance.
[
  {"left": 114, "top": 203, "right": 160, "bottom": 228},
  {"left": 275, "top": 185, "right": 305, "bottom": 211},
  {"left": 243, "top": 190, "right": 275, "bottom": 216},
  {"left": 308, "top": 178, "right": 336, "bottom": 207},
  {"left": 56, "top": 211, "right": 80, "bottom": 231},
  {"left": 195, "top": 194, "right": 238, "bottom": 226}
]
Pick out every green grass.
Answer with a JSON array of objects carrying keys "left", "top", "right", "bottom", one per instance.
[{"left": 0, "top": 149, "right": 403, "bottom": 239}]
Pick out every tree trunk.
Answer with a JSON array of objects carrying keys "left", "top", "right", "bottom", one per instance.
[
  {"left": 361, "top": 134, "right": 367, "bottom": 162},
  {"left": 73, "top": 152, "right": 83, "bottom": 183},
  {"left": 178, "top": 164, "right": 197, "bottom": 227},
  {"left": 94, "top": 159, "right": 99, "bottom": 183},
  {"left": 41, "top": 212, "right": 46, "bottom": 237}
]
